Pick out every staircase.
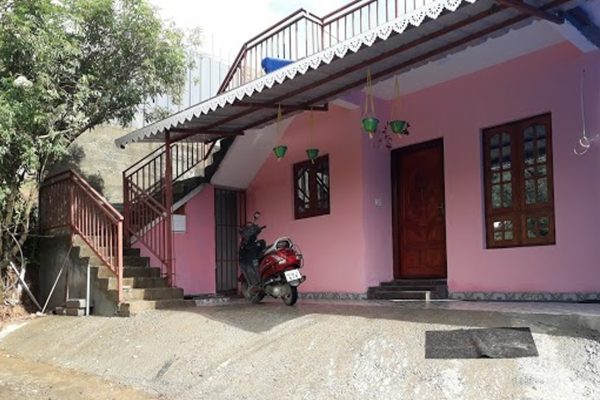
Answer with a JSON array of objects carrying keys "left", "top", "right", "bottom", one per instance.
[
  {"left": 122, "top": 137, "right": 233, "bottom": 284},
  {"left": 367, "top": 279, "right": 448, "bottom": 300},
  {"left": 76, "top": 241, "right": 194, "bottom": 316}
]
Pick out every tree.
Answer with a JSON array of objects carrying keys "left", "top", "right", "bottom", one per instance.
[{"left": 0, "top": 0, "right": 188, "bottom": 305}]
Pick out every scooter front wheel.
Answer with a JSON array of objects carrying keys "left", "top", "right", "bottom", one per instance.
[
  {"left": 241, "top": 280, "right": 265, "bottom": 304},
  {"left": 282, "top": 284, "right": 298, "bottom": 306}
]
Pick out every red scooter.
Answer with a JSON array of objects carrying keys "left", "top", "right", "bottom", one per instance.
[{"left": 238, "top": 212, "right": 306, "bottom": 305}]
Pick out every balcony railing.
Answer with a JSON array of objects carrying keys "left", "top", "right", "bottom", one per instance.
[{"left": 219, "top": 0, "right": 437, "bottom": 93}]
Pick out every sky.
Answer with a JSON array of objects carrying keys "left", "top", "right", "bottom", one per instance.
[{"left": 149, "top": 0, "right": 348, "bottom": 62}]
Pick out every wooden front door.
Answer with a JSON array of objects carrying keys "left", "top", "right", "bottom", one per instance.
[{"left": 392, "top": 139, "right": 447, "bottom": 278}]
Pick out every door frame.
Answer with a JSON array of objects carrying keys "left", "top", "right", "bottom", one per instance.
[
  {"left": 214, "top": 187, "right": 246, "bottom": 294},
  {"left": 391, "top": 138, "right": 448, "bottom": 279}
]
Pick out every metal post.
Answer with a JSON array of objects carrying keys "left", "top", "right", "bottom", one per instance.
[
  {"left": 164, "top": 132, "right": 174, "bottom": 286},
  {"left": 122, "top": 172, "right": 130, "bottom": 246},
  {"left": 117, "top": 221, "right": 124, "bottom": 304},
  {"left": 86, "top": 264, "right": 90, "bottom": 316}
]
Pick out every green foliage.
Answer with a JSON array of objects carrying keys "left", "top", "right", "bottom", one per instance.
[{"left": 0, "top": 0, "right": 188, "bottom": 291}]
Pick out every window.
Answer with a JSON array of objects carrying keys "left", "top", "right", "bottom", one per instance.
[
  {"left": 293, "top": 155, "right": 330, "bottom": 219},
  {"left": 482, "top": 114, "right": 555, "bottom": 248}
]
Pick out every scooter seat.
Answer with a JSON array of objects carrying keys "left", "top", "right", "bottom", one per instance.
[{"left": 262, "top": 238, "right": 293, "bottom": 256}]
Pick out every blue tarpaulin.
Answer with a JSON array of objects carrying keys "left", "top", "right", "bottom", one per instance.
[{"left": 261, "top": 57, "right": 294, "bottom": 74}]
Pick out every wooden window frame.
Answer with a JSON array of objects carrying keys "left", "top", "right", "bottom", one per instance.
[
  {"left": 482, "top": 113, "right": 556, "bottom": 249},
  {"left": 293, "top": 155, "right": 330, "bottom": 220}
]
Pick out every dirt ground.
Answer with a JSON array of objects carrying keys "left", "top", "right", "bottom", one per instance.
[
  {"left": 0, "top": 351, "right": 158, "bottom": 400},
  {"left": 1, "top": 300, "right": 600, "bottom": 400}
]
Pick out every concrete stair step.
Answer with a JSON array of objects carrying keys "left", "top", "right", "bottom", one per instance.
[
  {"left": 381, "top": 279, "right": 447, "bottom": 287},
  {"left": 371, "top": 285, "right": 443, "bottom": 292},
  {"left": 66, "top": 308, "right": 86, "bottom": 317},
  {"left": 66, "top": 298, "right": 87, "bottom": 308},
  {"left": 370, "top": 290, "right": 431, "bottom": 300},
  {"left": 123, "top": 248, "right": 141, "bottom": 257},
  {"left": 122, "top": 277, "right": 168, "bottom": 289},
  {"left": 123, "top": 287, "right": 184, "bottom": 301},
  {"left": 101, "top": 276, "right": 167, "bottom": 291},
  {"left": 123, "top": 256, "right": 149, "bottom": 267},
  {"left": 119, "top": 299, "right": 196, "bottom": 316},
  {"left": 123, "top": 266, "right": 161, "bottom": 278}
]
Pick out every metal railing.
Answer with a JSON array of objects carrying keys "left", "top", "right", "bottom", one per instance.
[
  {"left": 39, "top": 170, "right": 124, "bottom": 303},
  {"left": 122, "top": 139, "right": 218, "bottom": 284},
  {"left": 219, "top": 0, "right": 437, "bottom": 92}
]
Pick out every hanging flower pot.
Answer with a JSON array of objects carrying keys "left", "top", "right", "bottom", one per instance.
[
  {"left": 306, "top": 148, "right": 320, "bottom": 162},
  {"left": 362, "top": 117, "right": 379, "bottom": 134},
  {"left": 389, "top": 120, "right": 410, "bottom": 135},
  {"left": 273, "top": 145, "right": 288, "bottom": 161}
]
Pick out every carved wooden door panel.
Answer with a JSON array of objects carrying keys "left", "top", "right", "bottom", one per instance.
[{"left": 393, "top": 140, "right": 447, "bottom": 278}]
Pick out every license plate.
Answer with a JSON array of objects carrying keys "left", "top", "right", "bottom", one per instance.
[{"left": 284, "top": 269, "right": 302, "bottom": 282}]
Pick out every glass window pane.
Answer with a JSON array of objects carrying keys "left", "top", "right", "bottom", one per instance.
[
  {"left": 502, "top": 183, "right": 512, "bottom": 208},
  {"left": 490, "top": 148, "right": 500, "bottom": 171},
  {"left": 502, "top": 171, "right": 511, "bottom": 182},
  {"left": 525, "top": 179, "right": 536, "bottom": 205},
  {"left": 492, "top": 185, "right": 501, "bottom": 208},
  {"left": 524, "top": 167, "right": 535, "bottom": 179},
  {"left": 537, "top": 178, "right": 548, "bottom": 203},
  {"left": 499, "top": 132, "right": 511, "bottom": 170},
  {"left": 536, "top": 125, "right": 547, "bottom": 140},
  {"left": 490, "top": 133, "right": 500, "bottom": 148},
  {"left": 527, "top": 217, "right": 537, "bottom": 239},
  {"left": 537, "top": 165, "right": 547, "bottom": 177},
  {"left": 523, "top": 139, "right": 534, "bottom": 165},
  {"left": 539, "top": 216, "right": 550, "bottom": 237},
  {"left": 296, "top": 168, "right": 310, "bottom": 207},
  {"left": 492, "top": 172, "right": 501, "bottom": 184},
  {"left": 504, "top": 231, "right": 513, "bottom": 240},
  {"left": 526, "top": 216, "right": 551, "bottom": 239},
  {"left": 537, "top": 138, "right": 547, "bottom": 163},
  {"left": 524, "top": 127, "right": 534, "bottom": 141}
]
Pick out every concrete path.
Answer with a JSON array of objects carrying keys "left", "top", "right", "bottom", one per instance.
[{"left": 1, "top": 300, "right": 600, "bottom": 400}]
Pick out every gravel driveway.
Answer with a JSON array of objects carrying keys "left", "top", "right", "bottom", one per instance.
[{"left": 1, "top": 301, "right": 599, "bottom": 400}]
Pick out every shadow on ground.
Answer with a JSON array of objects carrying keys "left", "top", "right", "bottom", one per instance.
[{"left": 179, "top": 300, "right": 600, "bottom": 342}]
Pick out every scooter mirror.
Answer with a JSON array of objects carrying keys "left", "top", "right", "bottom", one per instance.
[{"left": 253, "top": 211, "right": 261, "bottom": 221}]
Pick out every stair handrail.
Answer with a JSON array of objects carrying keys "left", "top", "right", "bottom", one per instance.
[
  {"left": 122, "top": 144, "right": 167, "bottom": 177},
  {"left": 123, "top": 180, "right": 169, "bottom": 275},
  {"left": 39, "top": 169, "right": 124, "bottom": 303}
]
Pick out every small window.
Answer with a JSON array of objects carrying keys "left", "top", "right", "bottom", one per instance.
[
  {"left": 293, "top": 155, "right": 330, "bottom": 219},
  {"left": 483, "top": 114, "right": 555, "bottom": 248}
]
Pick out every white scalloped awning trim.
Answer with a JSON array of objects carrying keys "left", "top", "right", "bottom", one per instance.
[{"left": 116, "top": 0, "right": 478, "bottom": 146}]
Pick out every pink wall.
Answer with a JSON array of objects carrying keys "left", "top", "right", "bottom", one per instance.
[
  {"left": 386, "top": 43, "right": 600, "bottom": 293},
  {"left": 134, "top": 185, "right": 216, "bottom": 295},
  {"left": 247, "top": 43, "right": 600, "bottom": 294},
  {"left": 361, "top": 98, "right": 395, "bottom": 287},
  {"left": 247, "top": 106, "right": 369, "bottom": 293}
]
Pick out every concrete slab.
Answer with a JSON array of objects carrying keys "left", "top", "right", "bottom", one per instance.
[{"left": 1, "top": 301, "right": 599, "bottom": 400}]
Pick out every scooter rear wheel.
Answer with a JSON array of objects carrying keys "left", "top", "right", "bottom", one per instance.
[
  {"left": 241, "top": 281, "right": 265, "bottom": 304},
  {"left": 282, "top": 284, "right": 298, "bottom": 306}
]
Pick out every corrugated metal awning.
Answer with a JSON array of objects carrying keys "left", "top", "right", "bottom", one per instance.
[{"left": 115, "top": 0, "right": 574, "bottom": 147}]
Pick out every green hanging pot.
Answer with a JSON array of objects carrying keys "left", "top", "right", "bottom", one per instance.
[
  {"left": 361, "top": 117, "right": 379, "bottom": 134},
  {"left": 389, "top": 120, "right": 410, "bottom": 135},
  {"left": 306, "top": 148, "right": 320, "bottom": 162},
  {"left": 273, "top": 145, "right": 288, "bottom": 161}
]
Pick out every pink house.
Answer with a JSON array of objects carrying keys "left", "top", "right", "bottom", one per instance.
[{"left": 111, "top": 0, "right": 600, "bottom": 303}]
